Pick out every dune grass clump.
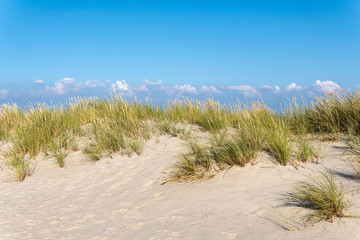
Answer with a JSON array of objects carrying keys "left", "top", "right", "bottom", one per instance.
[
  {"left": 211, "top": 125, "right": 264, "bottom": 168},
  {"left": 299, "top": 91, "right": 360, "bottom": 137},
  {"left": 84, "top": 118, "right": 127, "bottom": 160},
  {"left": 84, "top": 140, "right": 103, "bottom": 161},
  {"left": 200, "top": 99, "right": 228, "bottom": 132},
  {"left": 345, "top": 134, "right": 360, "bottom": 179},
  {"left": 128, "top": 139, "right": 146, "bottom": 156},
  {"left": 11, "top": 104, "right": 80, "bottom": 158},
  {"left": 48, "top": 131, "right": 74, "bottom": 167},
  {"left": 167, "top": 154, "right": 201, "bottom": 182},
  {"left": 163, "top": 98, "right": 232, "bottom": 132},
  {"left": 158, "top": 120, "right": 186, "bottom": 137},
  {"left": 83, "top": 112, "right": 149, "bottom": 160},
  {"left": 288, "top": 98, "right": 312, "bottom": 136},
  {"left": 52, "top": 148, "right": 67, "bottom": 168},
  {"left": 295, "top": 136, "right": 315, "bottom": 163},
  {"left": 167, "top": 138, "right": 213, "bottom": 182},
  {"left": 168, "top": 124, "right": 265, "bottom": 182},
  {"left": 265, "top": 116, "right": 292, "bottom": 166},
  {"left": 294, "top": 135, "right": 324, "bottom": 164},
  {"left": 6, "top": 150, "right": 35, "bottom": 182},
  {"left": 0, "top": 103, "right": 23, "bottom": 141},
  {"left": 289, "top": 172, "right": 348, "bottom": 223},
  {"left": 164, "top": 99, "right": 202, "bottom": 124}
]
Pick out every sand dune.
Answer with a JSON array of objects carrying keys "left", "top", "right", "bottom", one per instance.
[{"left": 1, "top": 136, "right": 360, "bottom": 240}]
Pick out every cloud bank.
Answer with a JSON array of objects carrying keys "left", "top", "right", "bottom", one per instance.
[
  {"left": 33, "top": 78, "right": 343, "bottom": 98},
  {"left": 2, "top": 77, "right": 346, "bottom": 109}
]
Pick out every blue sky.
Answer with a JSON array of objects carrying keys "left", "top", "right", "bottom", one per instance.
[{"left": 0, "top": 0, "right": 359, "bottom": 107}]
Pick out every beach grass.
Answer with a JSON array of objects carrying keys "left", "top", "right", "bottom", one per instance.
[
  {"left": 288, "top": 172, "right": 348, "bottom": 223},
  {"left": 2, "top": 90, "right": 360, "bottom": 181},
  {"left": 6, "top": 150, "right": 35, "bottom": 182},
  {"left": 346, "top": 134, "right": 360, "bottom": 179}
]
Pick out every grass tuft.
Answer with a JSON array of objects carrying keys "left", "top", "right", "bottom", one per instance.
[
  {"left": 266, "top": 117, "right": 292, "bottom": 166},
  {"left": 166, "top": 138, "right": 213, "bottom": 182},
  {"left": 289, "top": 172, "right": 348, "bottom": 223},
  {"left": 129, "top": 139, "right": 146, "bottom": 156},
  {"left": 6, "top": 150, "right": 35, "bottom": 182},
  {"left": 295, "top": 136, "right": 315, "bottom": 163},
  {"left": 346, "top": 134, "right": 360, "bottom": 179}
]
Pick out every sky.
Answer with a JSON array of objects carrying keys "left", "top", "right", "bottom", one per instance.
[{"left": 0, "top": 0, "right": 359, "bottom": 108}]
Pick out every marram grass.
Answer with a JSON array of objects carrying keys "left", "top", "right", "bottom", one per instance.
[
  {"left": 289, "top": 172, "right": 348, "bottom": 223},
  {"left": 6, "top": 150, "right": 35, "bottom": 182},
  {"left": 2, "top": 90, "right": 360, "bottom": 181}
]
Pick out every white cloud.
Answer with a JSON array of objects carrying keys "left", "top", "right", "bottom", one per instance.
[
  {"left": 261, "top": 85, "right": 281, "bottom": 94},
  {"left": 110, "top": 80, "right": 134, "bottom": 96},
  {"left": 226, "top": 85, "right": 257, "bottom": 97},
  {"left": 84, "top": 80, "right": 105, "bottom": 88},
  {"left": 135, "top": 84, "right": 150, "bottom": 92},
  {"left": 44, "top": 77, "right": 106, "bottom": 95},
  {"left": 160, "top": 84, "right": 198, "bottom": 96},
  {"left": 45, "top": 77, "right": 81, "bottom": 95},
  {"left": 60, "top": 77, "right": 75, "bottom": 85},
  {"left": 285, "top": 83, "right": 302, "bottom": 91},
  {"left": 35, "top": 79, "right": 44, "bottom": 84},
  {"left": 143, "top": 79, "right": 162, "bottom": 86},
  {"left": 174, "top": 84, "right": 198, "bottom": 95},
  {"left": 111, "top": 80, "right": 129, "bottom": 92},
  {"left": 46, "top": 82, "right": 66, "bottom": 95},
  {"left": 199, "top": 85, "right": 222, "bottom": 94},
  {"left": 0, "top": 89, "right": 9, "bottom": 98},
  {"left": 313, "top": 80, "right": 340, "bottom": 92}
]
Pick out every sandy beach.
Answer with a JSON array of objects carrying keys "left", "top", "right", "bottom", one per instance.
[
  {"left": 1, "top": 1, "right": 357, "bottom": 239},
  {"left": 1, "top": 134, "right": 360, "bottom": 240}
]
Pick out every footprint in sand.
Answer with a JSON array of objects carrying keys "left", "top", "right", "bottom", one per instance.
[
  {"left": 107, "top": 181, "right": 124, "bottom": 191},
  {"left": 222, "top": 232, "right": 238, "bottom": 239},
  {"left": 142, "top": 179, "right": 155, "bottom": 188},
  {"left": 91, "top": 236, "right": 108, "bottom": 240},
  {"left": 152, "top": 230, "right": 181, "bottom": 239},
  {"left": 124, "top": 222, "right": 144, "bottom": 230},
  {"left": 63, "top": 204, "right": 77, "bottom": 211},
  {"left": 153, "top": 192, "right": 164, "bottom": 199},
  {"left": 170, "top": 215, "right": 185, "bottom": 221}
]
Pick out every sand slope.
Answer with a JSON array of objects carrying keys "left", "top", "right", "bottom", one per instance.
[{"left": 1, "top": 136, "right": 360, "bottom": 240}]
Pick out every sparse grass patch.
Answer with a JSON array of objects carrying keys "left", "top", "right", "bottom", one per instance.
[
  {"left": 295, "top": 136, "right": 315, "bottom": 163},
  {"left": 84, "top": 140, "right": 103, "bottom": 161},
  {"left": 166, "top": 154, "right": 207, "bottom": 182},
  {"left": 130, "top": 139, "right": 145, "bottom": 156},
  {"left": 158, "top": 120, "right": 186, "bottom": 137},
  {"left": 289, "top": 172, "right": 348, "bottom": 223},
  {"left": 6, "top": 150, "right": 35, "bottom": 182},
  {"left": 48, "top": 131, "right": 74, "bottom": 167},
  {"left": 346, "top": 134, "right": 360, "bottom": 179},
  {"left": 52, "top": 148, "right": 68, "bottom": 168},
  {"left": 166, "top": 138, "right": 213, "bottom": 182},
  {"left": 312, "top": 142, "right": 325, "bottom": 163}
]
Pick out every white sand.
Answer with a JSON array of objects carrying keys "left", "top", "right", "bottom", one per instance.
[{"left": 1, "top": 136, "right": 360, "bottom": 240}]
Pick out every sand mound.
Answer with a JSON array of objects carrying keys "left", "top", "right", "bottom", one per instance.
[{"left": 1, "top": 136, "right": 360, "bottom": 240}]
